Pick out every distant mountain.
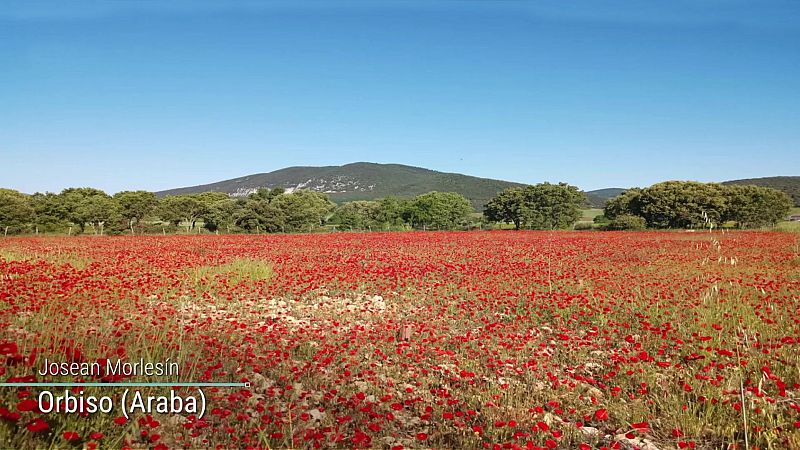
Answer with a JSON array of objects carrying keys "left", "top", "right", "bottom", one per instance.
[
  {"left": 722, "top": 176, "right": 800, "bottom": 206},
  {"left": 585, "top": 188, "right": 626, "bottom": 208},
  {"left": 157, "top": 162, "right": 526, "bottom": 210}
]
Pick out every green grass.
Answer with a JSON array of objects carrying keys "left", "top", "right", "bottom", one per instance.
[
  {"left": 776, "top": 221, "right": 800, "bottom": 232},
  {"left": 578, "top": 208, "right": 603, "bottom": 222},
  {"left": 189, "top": 258, "right": 274, "bottom": 294},
  {"left": 774, "top": 207, "right": 800, "bottom": 232}
]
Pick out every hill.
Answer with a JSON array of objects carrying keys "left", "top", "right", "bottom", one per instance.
[
  {"left": 722, "top": 176, "right": 800, "bottom": 206},
  {"left": 585, "top": 188, "right": 626, "bottom": 208},
  {"left": 157, "top": 162, "right": 526, "bottom": 210}
]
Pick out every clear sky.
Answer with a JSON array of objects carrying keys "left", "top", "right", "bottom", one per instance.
[{"left": 2, "top": 0, "right": 798, "bottom": 193}]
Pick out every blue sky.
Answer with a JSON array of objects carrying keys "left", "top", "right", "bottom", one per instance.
[{"left": 1, "top": 0, "right": 798, "bottom": 193}]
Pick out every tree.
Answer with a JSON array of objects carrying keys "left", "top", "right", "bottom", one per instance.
[
  {"left": 30, "top": 192, "right": 68, "bottom": 233},
  {"left": 374, "top": 197, "right": 410, "bottom": 229},
  {"left": 603, "top": 181, "right": 791, "bottom": 229},
  {"left": 331, "top": 201, "right": 382, "bottom": 231},
  {"left": 78, "top": 195, "right": 119, "bottom": 235},
  {"left": 271, "top": 190, "right": 335, "bottom": 232},
  {"left": 723, "top": 184, "right": 793, "bottom": 228},
  {"left": 157, "top": 195, "right": 206, "bottom": 232},
  {"left": 201, "top": 199, "right": 241, "bottom": 233},
  {"left": 484, "top": 187, "right": 526, "bottom": 230},
  {"left": 248, "top": 188, "right": 284, "bottom": 203},
  {"left": 230, "top": 198, "right": 286, "bottom": 233},
  {"left": 723, "top": 177, "right": 800, "bottom": 207},
  {"left": 521, "top": 183, "right": 586, "bottom": 229},
  {"left": 637, "top": 181, "right": 727, "bottom": 229},
  {"left": 194, "top": 192, "right": 230, "bottom": 204},
  {"left": 406, "top": 192, "right": 474, "bottom": 230},
  {"left": 485, "top": 183, "right": 585, "bottom": 230},
  {"left": 603, "top": 188, "right": 643, "bottom": 220},
  {"left": 228, "top": 188, "right": 290, "bottom": 233},
  {"left": 114, "top": 191, "right": 157, "bottom": 234},
  {"left": 0, "top": 188, "right": 34, "bottom": 234},
  {"left": 59, "top": 188, "right": 119, "bottom": 234}
]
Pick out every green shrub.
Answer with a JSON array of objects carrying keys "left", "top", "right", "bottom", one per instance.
[
  {"left": 606, "top": 214, "right": 646, "bottom": 231},
  {"left": 593, "top": 214, "right": 611, "bottom": 226}
]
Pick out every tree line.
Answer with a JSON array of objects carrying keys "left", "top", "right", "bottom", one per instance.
[
  {"left": 0, "top": 187, "right": 480, "bottom": 235},
  {"left": 0, "top": 180, "right": 791, "bottom": 235}
]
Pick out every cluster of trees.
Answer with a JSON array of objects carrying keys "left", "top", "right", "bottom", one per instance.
[
  {"left": 484, "top": 183, "right": 586, "bottom": 230},
  {"left": 159, "top": 189, "right": 337, "bottom": 234},
  {"left": 602, "top": 181, "right": 793, "bottom": 229},
  {"left": 0, "top": 188, "right": 149, "bottom": 235},
  {"left": 0, "top": 187, "right": 479, "bottom": 235},
  {"left": 330, "top": 192, "right": 475, "bottom": 231},
  {"left": 0, "top": 187, "right": 339, "bottom": 235}
]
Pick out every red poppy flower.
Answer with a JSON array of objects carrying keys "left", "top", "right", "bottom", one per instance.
[
  {"left": 63, "top": 432, "right": 80, "bottom": 441},
  {"left": 16, "top": 399, "right": 38, "bottom": 412},
  {"left": 0, "top": 342, "right": 18, "bottom": 355},
  {"left": 26, "top": 419, "right": 49, "bottom": 433}
]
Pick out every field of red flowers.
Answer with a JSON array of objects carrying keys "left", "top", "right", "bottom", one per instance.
[{"left": 0, "top": 231, "right": 799, "bottom": 449}]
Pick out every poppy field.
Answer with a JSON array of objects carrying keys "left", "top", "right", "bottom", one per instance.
[{"left": 0, "top": 231, "right": 799, "bottom": 449}]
